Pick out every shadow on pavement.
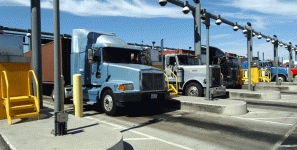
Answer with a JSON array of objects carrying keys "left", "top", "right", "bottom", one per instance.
[
  {"left": 124, "top": 141, "right": 134, "bottom": 150},
  {"left": 122, "top": 99, "right": 181, "bottom": 117},
  {"left": 67, "top": 123, "right": 99, "bottom": 135},
  {"left": 80, "top": 99, "right": 181, "bottom": 118},
  {"left": 121, "top": 118, "right": 164, "bottom": 133}
]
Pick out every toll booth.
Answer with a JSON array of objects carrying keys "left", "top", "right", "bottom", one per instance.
[{"left": 0, "top": 34, "right": 40, "bottom": 125}]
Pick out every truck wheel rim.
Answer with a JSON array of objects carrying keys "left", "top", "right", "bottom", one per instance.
[
  {"left": 278, "top": 77, "right": 283, "bottom": 82},
  {"left": 188, "top": 86, "right": 198, "bottom": 96},
  {"left": 104, "top": 95, "right": 113, "bottom": 111}
]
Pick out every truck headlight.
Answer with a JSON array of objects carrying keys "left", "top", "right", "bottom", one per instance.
[{"left": 119, "top": 84, "right": 134, "bottom": 91}]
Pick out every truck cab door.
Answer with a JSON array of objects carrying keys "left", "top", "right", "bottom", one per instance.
[
  {"left": 165, "top": 56, "right": 177, "bottom": 80},
  {"left": 92, "top": 49, "right": 107, "bottom": 86}
]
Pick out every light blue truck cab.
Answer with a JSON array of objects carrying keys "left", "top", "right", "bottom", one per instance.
[
  {"left": 241, "top": 59, "right": 288, "bottom": 82},
  {"left": 70, "top": 29, "right": 169, "bottom": 115},
  {"left": 259, "top": 60, "right": 288, "bottom": 82}
]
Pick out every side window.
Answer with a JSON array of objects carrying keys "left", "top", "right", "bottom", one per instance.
[
  {"left": 93, "top": 49, "right": 101, "bottom": 63},
  {"left": 166, "top": 57, "right": 170, "bottom": 65},
  {"left": 169, "top": 57, "right": 176, "bottom": 65}
]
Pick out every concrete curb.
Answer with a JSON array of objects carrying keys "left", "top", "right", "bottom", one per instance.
[
  {"left": 254, "top": 83, "right": 297, "bottom": 94},
  {"left": 173, "top": 96, "right": 247, "bottom": 115},
  {"left": 228, "top": 89, "right": 281, "bottom": 100},
  {"left": 226, "top": 89, "right": 297, "bottom": 107},
  {"left": 0, "top": 105, "right": 124, "bottom": 150}
]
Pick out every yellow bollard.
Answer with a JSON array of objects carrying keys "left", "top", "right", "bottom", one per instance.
[
  {"left": 61, "top": 75, "right": 64, "bottom": 111},
  {"left": 73, "top": 74, "right": 83, "bottom": 117}
]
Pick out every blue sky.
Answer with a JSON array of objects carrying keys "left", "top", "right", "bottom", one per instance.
[{"left": 1, "top": 0, "right": 297, "bottom": 61}]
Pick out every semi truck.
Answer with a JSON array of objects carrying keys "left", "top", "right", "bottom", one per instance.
[
  {"left": 163, "top": 47, "right": 242, "bottom": 88},
  {"left": 215, "top": 55, "right": 242, "bottom": 88},
  {"left": 241, "top": 59, "right": 289, "bottom": 82},
  {"left": 25, "top": 29, "right": 170, "bottom": 115},
  {"left": 141, "top": 46, "right": 226, "bottom": 97}
]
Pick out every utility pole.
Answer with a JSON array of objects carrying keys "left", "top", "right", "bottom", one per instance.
[
  {"left": 193, "top": 0, "right": 201, "bottom": 65},
  {"left": 244, "top": 23, "right": 253, "bottom": 91},
  {"left": 52, "top": 0, "right": 67, "bottom": 136},
  {"left": 272, "top": 35, "right": 279, "bottom": 85},
  {"left": 31, "top": 0, "right": 43, "bottom": 109},
  {"left": 288, "top": 43, "right": 293, "bottom": 82},
  {"left": 201, "top": 9, "right": 211, "bottom": 100}
]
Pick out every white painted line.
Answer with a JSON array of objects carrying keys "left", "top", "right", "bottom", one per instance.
[
  {"left": 85, "top": 116, "right": 125, "bottom": 129},
  {"left": 178, "top": 110, "right": 192, "bottom": 112},
  {"left": 271, "top": 121, "right": 297, "bottom": 150},
  {"left": 279, "top": 145, "right": 297, "bottom": 147},
  {"left": 248, "top": 112, "right": 270, "bottom": 114},
  {"left": 113, "top": 127, "right": 125, "bottom": 130},
  {"left": 252, "top": 117, "right": 297, "bottom": 119},
  {"left": 172, "top": 115, "right": 182, "bottom": 117},
  {"left": 229, "top": 116, "right": 293, "bottom": 126},
  {"left": 124, "top": 138, "right": 153, "bottom": 141},
  {"left": 85, "top": 116, "right": 195, "bottom": 150}
]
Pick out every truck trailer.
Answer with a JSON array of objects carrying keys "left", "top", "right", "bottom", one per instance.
[{"left": 25, "top": 29, "right": 170, "bottom": 115}]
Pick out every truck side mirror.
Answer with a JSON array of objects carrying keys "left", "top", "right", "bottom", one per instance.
[
  {"left": 88, "top": 49, "right": 94, "bottom": 64},
  {"left": 165, "top": 57, "right": 169, "bottom": 66}
]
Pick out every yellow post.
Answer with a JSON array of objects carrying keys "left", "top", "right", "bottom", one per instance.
[
  {"left": 73, "top": 74, "right": 83, "bottom": 117},
  {"left": 61, "top": 75, "right": 64, "bottom": 111}
]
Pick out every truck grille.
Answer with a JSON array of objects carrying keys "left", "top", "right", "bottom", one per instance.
[
  {"left": 211, "top": 67, "right": 221, "bottom": 87},
  {"left": 142, "top": 73, "right": 164, "bottom": 91},
  {"left": 231, "top": 69, "right": 237, "bottom": 80}
]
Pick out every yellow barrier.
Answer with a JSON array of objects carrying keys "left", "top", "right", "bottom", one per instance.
[
  {"left": 242, "top": 68, "right": 271, "bottom": 83},
  {"left": 73, "top": 74, "right": 83, "bottom": 117}
]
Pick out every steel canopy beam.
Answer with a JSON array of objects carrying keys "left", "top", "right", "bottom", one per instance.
[{"left": 165, "top": 0, "right": 296, "bottom": 49}]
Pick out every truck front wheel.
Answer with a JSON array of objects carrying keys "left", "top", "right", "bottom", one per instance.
[
  {"left": 185, "top": 83, "right": 203, "bottom": 97},
  {"left": 277, "top": 76, "right": 286, "bottom": 82},
  {"left": 102, "top": 89, "right": 117, "bottom": 116}
]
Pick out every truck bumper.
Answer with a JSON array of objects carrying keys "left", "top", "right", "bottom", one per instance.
[
  {"left": 114, "top": 91, "right": 170, "bottom": 107},
  {"left": 210, "top": 86, "right": 226, "bottom": 97}
]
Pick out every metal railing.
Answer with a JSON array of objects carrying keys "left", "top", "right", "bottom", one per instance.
[
  {"left": 28, "top": 70, "right": 40, "bottom": 112},
  {"left": 163, "top": 70, "right": 178, "bottom": 96},
  {"left": 260, "top": 69, "right": 271, "bottom": 82},
  {"left": 1, "top": 71, "right": 10, "bottom": 116}
]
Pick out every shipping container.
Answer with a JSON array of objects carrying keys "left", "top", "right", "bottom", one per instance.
[{"left": 23, "top": 38, "right": 71, "bottom": 96}]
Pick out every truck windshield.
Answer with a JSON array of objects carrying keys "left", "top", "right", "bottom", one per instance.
[
  {"left": 177, "top": 55, "right": 199, "bottom": 65},
  {"left": 261, "top": 62, "right": 274, "bottom": 67},
  {"left": 227, "top": 58, "right": 238, "bottom": 65},
  {"left": 103, "top": 47, "right": 141, "bottom": 64}
]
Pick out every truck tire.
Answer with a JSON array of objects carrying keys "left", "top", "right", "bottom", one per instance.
[
  {"left": 278, "top": 76, "right": 286, "bottom": 82},
  {"left": 294, "top": 74, "right": 297, "bottom": 80},
  {"left": 101, "top": 89, "right": 118, "bottom": 116},
  {"left": 185, "top": 83, "right": 203, "bottom": 97}
]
